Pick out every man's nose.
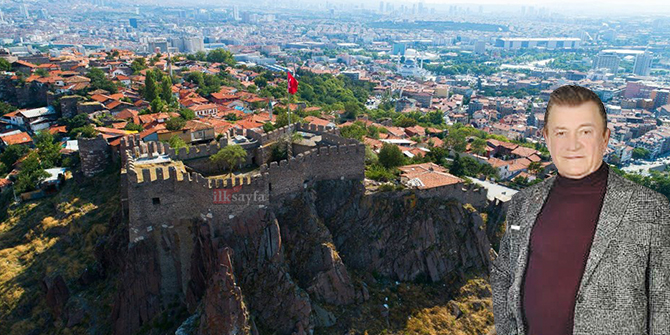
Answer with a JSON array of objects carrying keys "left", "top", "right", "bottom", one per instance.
[{"left": 568, "top": 132, "right": 581, "bottom": 151}]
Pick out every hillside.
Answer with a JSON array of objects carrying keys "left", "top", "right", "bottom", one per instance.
[
  {"left": 0, "top": 170, "right": 503, "bottom": 335},
  {"left": 0, "top": 167, "right": 124, "bottom": 334}
]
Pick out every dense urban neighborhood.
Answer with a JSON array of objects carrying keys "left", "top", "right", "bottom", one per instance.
[{"left": 1, "top": 0, "right": 670, "bottom": 334}]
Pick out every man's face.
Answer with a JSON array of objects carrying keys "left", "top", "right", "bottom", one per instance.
[{"left": 543, "top": 101, "right": 610, "bottom": 179}]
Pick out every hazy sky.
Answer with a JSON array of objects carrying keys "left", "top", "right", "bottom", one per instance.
[{"left": 132, "top": 0, "right": 670, "bottom": 16}]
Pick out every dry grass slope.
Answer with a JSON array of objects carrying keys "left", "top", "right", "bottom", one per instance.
[{"left": 0, "top": 169, "right": 121, "bottom": 334}]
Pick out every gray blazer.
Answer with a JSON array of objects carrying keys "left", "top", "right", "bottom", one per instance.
[{"left": 491, "top": 166, "right": 670, "bottom": 335}]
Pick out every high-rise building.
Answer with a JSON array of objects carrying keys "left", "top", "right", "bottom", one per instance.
[
  {"left": 593, "top": 52, "right": 620, "bottom": 74},
  {"left": 129, "top": 18, "right": 138, "bottom": 29},
  {"left": 379, "top": 1, "right": 384, "bottom": 12},
  {"left": 182, "top": 36, "right": 204, "bottom": 53},
  {"left": 232, "top": 6, "right": 240, "bottom": 21},
  {"left": 474, "top": 40, "right": 486, "bottom": 54},
  {"left": 652, "top": 89, "right": 670, "bottom": 109},
  {"left": 392, "top": 42, "right": 406, "bottom": 55},
  {"left": 21, "top": 4, "right": 30, "bottom": 19},
  {"left": 495, "top": 37, "right": 581, "bottom": 50},
  {"left": 147, "top": 38, "right": 169, "bottom": 53},
  {"left": 633, "top": 52, "right": 653, "bottom": 76}
]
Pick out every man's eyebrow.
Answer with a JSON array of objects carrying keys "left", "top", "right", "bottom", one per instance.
[{"left": 552, "top": 123, "right": 596, "bottom": 130}]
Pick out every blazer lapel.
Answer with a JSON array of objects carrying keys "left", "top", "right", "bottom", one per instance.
[
  {"left": 508, "top": 167, "right": 635, "bottom": 334},
  {"left": 575, "top": 170, "right": 634, "bottom": 298}
]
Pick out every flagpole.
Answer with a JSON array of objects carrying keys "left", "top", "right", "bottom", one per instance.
[
  {"left": 287, "top": 68, "right": 291, "bottom": 133},
  {"left": 286, "top": 67, "right": 292, "bottom": 158}
]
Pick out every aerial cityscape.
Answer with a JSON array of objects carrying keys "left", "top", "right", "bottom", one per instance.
[{"left": 0, "top": 0, "right": 669, "bottom": 334}]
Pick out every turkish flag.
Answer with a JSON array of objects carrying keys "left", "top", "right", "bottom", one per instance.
[{"left": 287, "top": 71, "right": 298, "bottom": 95}]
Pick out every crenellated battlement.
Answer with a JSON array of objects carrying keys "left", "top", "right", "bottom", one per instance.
[
  {"left": 121, "top": 122, "right": 366, "bottom": 244},
  {"left": 128, "top": 162, "right": 268, "bottom": 189}
]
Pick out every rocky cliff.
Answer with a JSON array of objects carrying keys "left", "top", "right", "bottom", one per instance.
[{"left": 107, "top": 179, "right": 499, "bottom": 335}]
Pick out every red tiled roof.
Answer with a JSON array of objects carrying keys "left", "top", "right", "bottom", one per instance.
[
  {"left": 234, "top": 119, "right": 263, "bottom": 129},
  {"left": 14, "top": 60, "right": 37, "bottom": 68},
  {"left": 304, "top": 116, "right": 332, "bottom": 127},
  {"left": 1, "top": 132, "right": 33, "bottom": 145},
  {"left": 48, "top": 125, "right": 68, "bottom": 135},
  {"left": 0, "top": 178, "right": 12, "bottom": 188},
  {"left": 398, "top": 162, "right": 463, "bottom": 189},
  {"left": 511, "top": 145, "right": 539, "bottom": 158}
]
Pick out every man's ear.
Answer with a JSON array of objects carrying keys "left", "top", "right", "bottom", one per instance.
[{"left": 542, "top": 127, "right": 549, "bottom": 146}]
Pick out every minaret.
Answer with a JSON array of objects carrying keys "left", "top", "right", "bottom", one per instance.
[{"left": 167, "top": 50, "right": 173, "bottom": 78}]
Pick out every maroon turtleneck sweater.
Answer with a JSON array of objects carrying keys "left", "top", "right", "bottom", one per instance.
[{"left": 521, "top": 161, "right": 609, "bottom": 335}]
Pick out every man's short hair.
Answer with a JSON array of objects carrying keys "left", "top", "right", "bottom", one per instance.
[{"left": 543, "top": 85, "right": 608, "bottom": 135}]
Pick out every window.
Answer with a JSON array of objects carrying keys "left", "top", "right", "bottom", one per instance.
[{"left": 152, "top": 197, "right": 160, "bottom": 205}]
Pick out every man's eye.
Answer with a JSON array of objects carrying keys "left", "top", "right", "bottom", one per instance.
[
  {"left": 582, "top": 129, "right": 592, "bottom": 135},
  {"left": 556, "top": 132, "right": 565, "bottom": 136}
]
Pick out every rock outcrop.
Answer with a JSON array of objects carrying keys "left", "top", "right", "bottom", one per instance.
[
  {"left": 110, "top": 179, "right": 495, "bottom": 335},
  {"left": 198, "top": 247, "right": 250, "bottom": 335}
]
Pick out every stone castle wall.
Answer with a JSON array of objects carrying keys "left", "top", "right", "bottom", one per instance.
[
  {"left": 261, "top": 143, "right": 366, "bottom": 198},
  {"left": 125, "top": 160, "right": 270, "bottom": 243},
  {"left": 121, "top": 123, "right": 366, "bottom": 244},
  {"left": 120, "top": 121, "right": 480, "bottom": 248},
  {"left": 78, "top": 134, "right": 111, "bottom": 177}
]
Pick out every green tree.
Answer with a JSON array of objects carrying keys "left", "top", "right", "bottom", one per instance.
[
  {"left": 270, "top": 139, "right": 289, "bottom": 162},
  {"left": 528, "top": 161, "right": 543, "bottom": 175},
  {"left": 35, "top": 68, "right": 49, "bottom": 77},
  {"left": 168, "top": 135, "right": 189, "bottom": 155},
  {"left": 65, "top": 114, "right": 91, "bottom": 132},
  {"left": 445, "top": 131, "right": 467, "bottom": 153},
  {"left": 0, "top": 145, "right": 29, "bottom": 168},
  {"left": 449, "top": 153, "right": 465, "bottom": 177},
  {"left": 471, "top": 138, "right": 487, "bottom": 156},
  {"left": 14, "top": 151, "right": 49, "bottom": 194},
  {"left": 378, "top": 143, "right": 405, "bottom": 169},
  {"left": 86, "top": 67, "right": 118, "bottom": 93},
  {"left": 144, "top": 70, "right": 158, "bottom": 102},
  {"left": 71, "top": 125, "right": 98, "bottom": 138},
  {"left": 206, "top": 48, "right": 236, "bottom": 66},
  {"left": 632, "top": 147, "right": 651, "bottom": 160},
  {"left": 123, "top": 122, "right": 144, "bottom": 132},
  {"left": 254, "top": 76, "right": 268, "bottom": 88},
  {"left": 165, "top": 117, "right": 186, "bottom": 131},
  {"left": 131, "top": 57, "right": 147, "bottom": 74},
  {"left": 224, "top": 113, "right": 239, "bottom": 121},
  {"left": 0, "top": 58, "right": 10, "bottom": 71},
  {"left": 0, "top": 101, "right": 17, "bottom": 117},
  {"left": 262, "top": 122, "right": 275, "bottom": 133},
  {"left": 33, "top": 131, "right": 62, "bottom": 168},
  {"left": 365, "top": 164, "right": 395, "bottom": 182},
  {"left": 160, "top": 75, "right": 174, "bottom": 104},
  {"left": 210, "top": 145, "right": 248, "bottom": 175},
  {"left": 395, "top": 116, "right": 417, "bottom": 127},
  {"left": 150, "top": 98, "right": 165, "bottom": 113},
  {"left": 178, "top": 108, "right": 196, "bottom": 120},
  {"left": 340, "top": 124, "right": 366, "bottom": 141},
  {"left": 343, "top": 101, "right": 361, "bottom": 120}
]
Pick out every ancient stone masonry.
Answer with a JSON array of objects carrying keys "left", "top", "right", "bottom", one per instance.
[
  {"left": 120, "top": 122, "right": 366, "bottom": 244},
  {"left": 112, "top": 122, "right": 497, "bottom": 335},
  {"left": 78, "top": 134, "right": 111, "bottom": 177}
]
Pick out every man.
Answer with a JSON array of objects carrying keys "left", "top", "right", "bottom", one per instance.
[{"left": 490, "top": 85, "right": 670, "bottom": 335}]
